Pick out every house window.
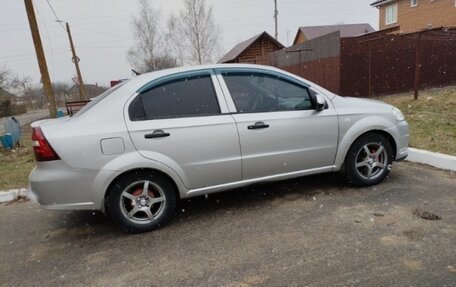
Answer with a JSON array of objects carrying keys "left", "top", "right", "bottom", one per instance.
[
  {"left": 385, "top": 4, "right": 398, "bottom": 25},
  {"left": 411, "top": 0, "right": 418, "bottom": 7}
]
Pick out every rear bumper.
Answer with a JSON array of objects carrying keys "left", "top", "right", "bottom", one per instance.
[
  {"left": 28, "top": 188, "right": 96, "bottom": 210},
  {"left": 29, "top": 161, "right": 118, "bottom": 211}
]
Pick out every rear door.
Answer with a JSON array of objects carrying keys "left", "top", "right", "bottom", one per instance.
[
  {"left": 218, "top": 69, "right": 339, "bottom": 180},
  {"left": 125, "top": 71, "right": 241, "bottom": 189}
]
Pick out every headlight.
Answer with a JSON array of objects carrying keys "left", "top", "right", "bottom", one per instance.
[{"left": 392, "top": 107, "right": 405, "bottom": 122}]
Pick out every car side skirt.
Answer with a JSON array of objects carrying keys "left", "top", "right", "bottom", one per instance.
[{"left": 185, "top": 165, "right": 335, "bottom": 198}]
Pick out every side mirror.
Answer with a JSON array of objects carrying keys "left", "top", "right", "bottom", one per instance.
[{"left": 315, "top": 94, "right": 327, "bottom": 111}]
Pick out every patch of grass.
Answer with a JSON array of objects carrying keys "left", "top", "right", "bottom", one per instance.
[
  {"left": 0, "top": 125, "right": 35, "bottom": 190},
  {"left": 378, "top": 86, "right": 456, "bottom": 155}
]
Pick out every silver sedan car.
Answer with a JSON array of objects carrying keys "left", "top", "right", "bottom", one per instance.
[{"left": 29, "top": 64, "right": 409, "bottom": 233}]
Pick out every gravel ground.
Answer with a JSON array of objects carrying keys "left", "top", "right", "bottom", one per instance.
[{"left": 0, "top": 162, "right": 455, "bottom": 287}]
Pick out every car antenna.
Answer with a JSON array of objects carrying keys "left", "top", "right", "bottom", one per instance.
[{"left": 131, "top": 69, "right": 141, "bottom": 76}]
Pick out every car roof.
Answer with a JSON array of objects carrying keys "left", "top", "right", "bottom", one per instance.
[
  {"left": 112, "top": 63, "right": 336, "bottom": 103},
  {"left": 129, "top": 64, "right": 281, "bottom": 89}
]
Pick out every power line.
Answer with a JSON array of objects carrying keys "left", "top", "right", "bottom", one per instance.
[
  {"left": 35, "top": 1, "right": 57, "bottom": 80},
  {"left": 70, "top": 25, "right": 128, "bottom": 38},
  {"left": 45, "top": 0, "right": 59, "bottom": 20},
  {"left": 45, "top": 0, "right": 66, "bottom": 31}
]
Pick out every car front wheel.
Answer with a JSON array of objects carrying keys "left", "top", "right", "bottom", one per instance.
[
  {"left": 344, "top": 133, "right": 393, "bottom": 187},
  {"left": 106, "top": 171, "right": 177, "bottom": 233}
]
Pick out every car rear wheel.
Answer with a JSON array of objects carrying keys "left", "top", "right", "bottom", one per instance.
[
  {"left": 344, "top": 133, "right": 393, "bottom": 187},
  {"left": 106, "top": 171, "right": 177, "bottom": 233}
]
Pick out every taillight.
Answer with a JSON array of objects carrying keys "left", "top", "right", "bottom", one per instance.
[{"left": 32, "top": 127, "right": 60, "bottom": 162}]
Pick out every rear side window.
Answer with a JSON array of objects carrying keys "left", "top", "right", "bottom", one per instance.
[
  {"left": 74, "top": 80, "right": 127, "bottom": 117},
  {"left": 223, "top": 72, "right": 313, "bottom": 113},
  {"left": 129, "top": 74, "right": 220, "bottom": 121}
]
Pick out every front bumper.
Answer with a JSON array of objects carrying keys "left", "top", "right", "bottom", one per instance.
[{"left": 385, "top": 120, "right": 409, "bottom": 161}]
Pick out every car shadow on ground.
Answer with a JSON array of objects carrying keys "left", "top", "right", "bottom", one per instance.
[
  {"left": 48, "top": 171, "right": 348, "bottom": 235},
  {"left": 176, "top": 172, "right": 346, "bottom": 219}
]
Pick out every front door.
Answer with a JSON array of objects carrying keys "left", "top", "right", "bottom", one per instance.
[{"left": 219, "top": 70, "right": 339, "bottom": 180}]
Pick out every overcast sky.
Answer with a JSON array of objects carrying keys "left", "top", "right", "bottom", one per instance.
[{"left": 0, "top": 0, "right": 378, "bottom": 87}]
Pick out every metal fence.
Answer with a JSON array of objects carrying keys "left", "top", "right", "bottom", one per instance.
[
  {"left": 256, "top": 27, "right": 456, "bottom": 97},
  {"left": 341, "top": 27, "right": 456, "bottom": 97},
  {"left": 256, "top": 32, "right": 341, "bottom": 94}
]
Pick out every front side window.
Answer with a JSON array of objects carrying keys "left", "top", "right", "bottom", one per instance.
[
  {"left": 222, "top": 72, "right": 313, "bottom": 113},
  {"left": 129, "top": 74, "right": 220, "bottom": 121},
  {"left": 385, "top": 4, "right": 398, "bottom": 25}
]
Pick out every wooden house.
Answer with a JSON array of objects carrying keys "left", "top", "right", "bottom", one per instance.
[{"left": 219, "top": 31, "right": 284, "bottom": 64}]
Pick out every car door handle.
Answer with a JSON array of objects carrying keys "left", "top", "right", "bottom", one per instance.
[
  {"left": 248, "top": 122, "right": 270, "bottom": 130},
  {"left": 144, "top": 130, "right": 170, "bottom": 139}
]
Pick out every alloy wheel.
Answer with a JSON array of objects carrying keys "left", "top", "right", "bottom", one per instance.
[
  {"left": 355, "top": 142, "right": 388, "bottom": 180},
  {"left": 120, "top": 180, "right": 166, "bottom": 224}
]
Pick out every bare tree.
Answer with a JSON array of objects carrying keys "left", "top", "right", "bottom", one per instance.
[
  {"left": 12, "top": 76, "right": 63, "bottom": 109},
  {"left": 174, "top": 0, "right": 221, "bottom": 64},
  {"left": 53, "top": 82, "right": 71, "bottom": 106},
  {"left": 0, "top": 66, "right": 15, "bottom": 116},
  {"left": 11, "top": 75, "right": 34, "bottom": 109},
  {"left": 167, "top": 15, "right": 186, "bottom": 67},
  {"left": 128, "top": 0, "right": 178, "bottom": 73},
  {"left": 29, "top": 86, "right": 47, "bottom": 109},
  {"left": 0, "top": 66, "right": 12, "bottom": 89},
  {"left": 140, "top": 54, "right": 178, "bottom": 73}
]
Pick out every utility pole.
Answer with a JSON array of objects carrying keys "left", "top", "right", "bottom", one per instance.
[
  {"left": 24, "top": 0, "right": 57, "bottom": 118},
  {"left": 274, "top": 0, "right": 278, "bottom": 40},
  {"left": 66, "top": 22, "right": 87, "bottom": 101},
  {"left": 414, "top": 31, "right": 422, "bottom": 100}
]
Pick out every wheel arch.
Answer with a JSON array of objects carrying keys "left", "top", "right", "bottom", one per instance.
[
  {"left": 372, "top": 130, "right": 397, "bottom": 159},
  {"left": 341, "top": 130, "right": 394, "bottom": 187},
  {"left": 334, "top": 118, "right": 398, "bottom": 170},
  {"left": 344, "top": 130, "right": 397, "bottom": 161}
]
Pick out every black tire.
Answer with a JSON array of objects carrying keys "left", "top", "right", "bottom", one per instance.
[
  {"left": 106, "top": 170, "right": 177, "bottom": 233},
  {"left": 344, "top": 133, "right": 393, "bottom": 187}
]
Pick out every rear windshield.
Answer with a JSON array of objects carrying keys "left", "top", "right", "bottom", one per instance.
[{"left": 72, "top": 80, "right": 128, "bottom": 117}]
